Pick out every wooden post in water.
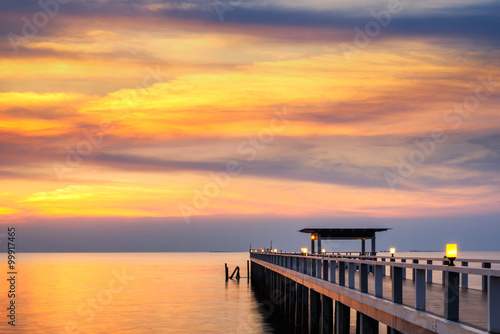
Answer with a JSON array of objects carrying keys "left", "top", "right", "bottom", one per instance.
[
  {"left": 247, "top": 260, "right": 250, "bottom": 281},
  {"left": 229, "top": 266, "right": 240, "bottom": 280},
  {"left": 225, "top": 263, "right": 228, "bottom": 281}
]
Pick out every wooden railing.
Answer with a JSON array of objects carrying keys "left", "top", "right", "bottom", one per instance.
[{"left": 250, "top": 251, "right": 500, "bottom": 332}]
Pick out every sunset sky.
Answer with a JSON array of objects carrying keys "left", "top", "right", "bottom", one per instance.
[{"left": 1, "top": 0, "right": 500, "bottom": 251}]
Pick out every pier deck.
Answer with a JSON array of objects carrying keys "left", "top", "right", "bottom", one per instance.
[{"left": 368, "top": 271, "right": 487, "bottom": 330}]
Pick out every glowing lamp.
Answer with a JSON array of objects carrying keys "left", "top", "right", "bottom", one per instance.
[
  {"left": 311, "top": 234, "right": 318, "bottom": 240},
  {"left": 390, "top": 248, "right": 396, "bottom": 257},
  {"left": 321, "top": 249, "right": 326, "bottom": 254},
  {"left": 260, "top": 248, "right": 264, "bottom": 253},
  {"left": 446, "top": 244, "right": 457, "bottom": 266},
  {"left": 273, "top": 249, "right": 277, "bottom": 253},
  {"left": 301, "top": 248, "right": 308, "bottom": 254}
]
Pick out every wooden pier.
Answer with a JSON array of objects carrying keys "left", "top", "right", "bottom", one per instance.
[{"left": 250, "top": 251, "right": 500, "bottom": 333}]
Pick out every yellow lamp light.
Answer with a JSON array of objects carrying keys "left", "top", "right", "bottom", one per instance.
[
  {"left": 390, "top": 248, "right": 396, "bottom": 257},
  {"left": 261, "top": 248, "right": 264, "bottom": 253},
  {"left": 321, "top": 249, "right": 326, "bottom": 254},
  {"left": 273, "top": 249, "right": 278, "bottom": 253},
  {"left": 446, "top": 244, "right": 457, "bottom": 266},
  {"left": 301, "top": 248, "right": 308, "bottom": 254},
  {"left": 311, "top": 234, "right": 318, "bottom": 240}
]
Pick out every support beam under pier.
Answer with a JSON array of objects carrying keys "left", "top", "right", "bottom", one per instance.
[
  {"left": 309, "top": 289, "right": 321, "bottom": 333},
  {"left": 335, "top": 301, "right": 350, "bottom": 334},
  {"left": 321, "top": 295, "right": 333, "bottom": 334},
  {"left": 359, "top": 313, "right": 379, "bottom": 334}
]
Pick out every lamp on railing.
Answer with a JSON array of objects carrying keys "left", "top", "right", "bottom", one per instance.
[
  {"left": 390, "top": 248, "right": 396, "bottom": 257},
  {"left": 321, "top": 248, "right": 326, "bottom": 254},
  {"left": 301, "top": 248, "right": 308, "bottom": 254},
  {"left": 446, "top": 244, "right": 457, "bottom": 266},
  {"left": 273, "top": 249, "right": 277, "bottom": 253}
]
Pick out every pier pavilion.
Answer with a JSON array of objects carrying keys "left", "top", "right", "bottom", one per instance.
[{"left": 300, "top": 228, "right": 391, "bottom": 255}]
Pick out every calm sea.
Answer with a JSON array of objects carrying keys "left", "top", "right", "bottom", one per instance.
[{"left": 1, "top": 251, "right": 499, "bottom": 333}]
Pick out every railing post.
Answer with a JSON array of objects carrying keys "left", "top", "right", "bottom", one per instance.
[
  {"left": 392, "top": 266, "right": 403, "bottom": 304},
  {"left": 317, "top": 259, "right": 322, "bottom": 279},
  {"left": 415, "top": 269, "right": 426, "bottom": 310},
  {"left": 483, "top": 262, "right": 491, "bottom": 292},
  {"left": 426, "top": 260, "right": 433, "bottom": 283},
  {"left": 381, "top": 257, "right": 386, "bottom": 276},
  {"left": 488, "top": 276, "right": 500, "bottom": 332},
  {"left": 442, "top": 259, "right": 449, "bottom": 284},
  {"left": 401, "top": 259, "right": 406, "bottom": 279},
  {"left": 348, "top": 262, "right": 356, "bottom": 289},
  {"left": 339, "top": 261, "right": 346, "bottom": 286},
  {"left": 323, "top": 259, "right": 328, "bottom": 281},
  {"left": 412, "top": 259, "right": 418, "bottom": 280},
  {"left": 390, "top": 258, "right": 395, "bottom": 277},
  {"left": 461, "top": 261, "right": 468, "bottom": 289},
  {"left": 444, "top": 270, "right": 460, "bottom": 321},
  {"left": 375, "top": 265, "right": 383, "bottom": 298},
  {"left": 312, "top": 259, "right": 317, "bottom": 277},
  {"left": 360, "top": 263, "right": 368, "bottom": 293},
  {"left": 330, "top": 260, "right": 337, "bottom": 283}
]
